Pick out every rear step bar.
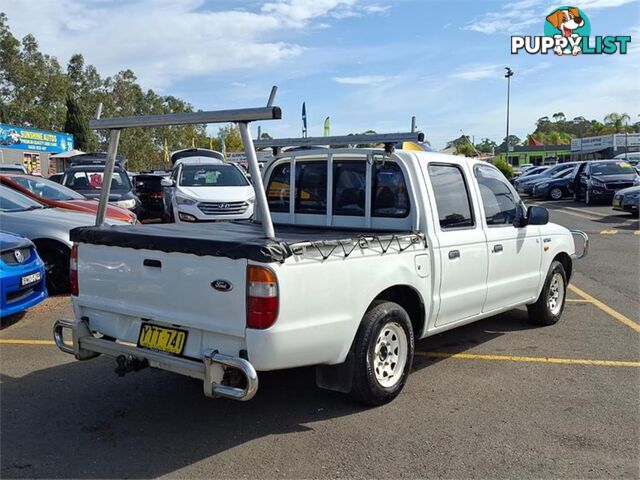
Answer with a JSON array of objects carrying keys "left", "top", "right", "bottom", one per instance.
[{"left": 53, "top": 319, "right": 258, "bottom": 401}]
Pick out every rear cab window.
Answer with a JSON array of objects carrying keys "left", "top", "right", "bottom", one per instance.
[
  {"left": 427, "top": 164, "right": 474, "bottom": 230},
  {"left": 265, "top": 152, "right": 412, "bottom": 230}
]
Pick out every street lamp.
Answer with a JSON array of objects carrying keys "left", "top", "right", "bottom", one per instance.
[{"left": 504, "top": 67, "right": 514, "bottom": 162}]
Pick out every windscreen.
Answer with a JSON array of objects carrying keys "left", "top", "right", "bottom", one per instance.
[
  {"left": 179, "top": 164, "right": 248, "bottom": 187},
  {"left": 591, "top": 162, "right": 635, "bottom": 175},
  {"left": 10, "top": 176, "right": 85, "bottom": 200},
  {"left": 64, "top": 170, "right": 132, "bottom": 191},
  {"left": 0, "top": 185, "right": 45, "bottom": 212}
]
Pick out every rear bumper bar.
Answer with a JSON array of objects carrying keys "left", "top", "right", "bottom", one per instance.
[
  {"left": 569, "top": 230, "right": 589, "bottom": 260},
  {"left": 53, "top": 318, "right": 258, "bottom": 401}
]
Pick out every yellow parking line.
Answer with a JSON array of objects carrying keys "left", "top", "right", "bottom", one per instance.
[
  {"left": 565, "top": 299, "right": 593, "bottom": 303},
  {"left": 568, "top": 284, "right": 640, "bottom": 334},
  {"left": 599, "top": 229, "right": 618, "bottom": 235},
  {"left": 0, "top": 339, "right": 55, "bottom": 345},
  {"left": 635, "top": 231, "right": 640, "bottom": 236},
  {"left": 415, "top": 351, "right": 640, "bottom": 367}
]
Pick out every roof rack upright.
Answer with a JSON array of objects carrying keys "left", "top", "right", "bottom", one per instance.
[{"left": 89, "top": 86, "right": 281, "bottom": 239}]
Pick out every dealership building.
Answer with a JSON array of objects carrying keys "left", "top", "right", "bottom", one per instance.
[
  {"left": 570, "top": 133, "right": 639, "bottom": 160},
  {"left": 0, "top": 123, "right": 74, "bottom": 176}
]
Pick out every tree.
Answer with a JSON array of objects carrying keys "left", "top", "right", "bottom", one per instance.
[
  {"left": 493, "top": 158, "right": 514, "bottom": 180},
  {"left": 475, "top": 138, "right": 497, "bottom": 153},
  {"left": 456, "top": 142, "right": 475, "bottom": 157},
  {"left": 64, "top": 95, "right": 88, "bottom": 150},
  {"left": 500, "top": 135, "right": 521, "bottom": 151},
  {"left": 603, "top": 113, "right": 631, "bottom": 133}
]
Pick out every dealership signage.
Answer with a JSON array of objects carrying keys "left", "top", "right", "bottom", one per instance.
[
  {"left": 0, "top": 124, "right": 74, "bottom": 153},
  {"left": 572, "top": 133, "right": 640, "bottom": 152}
]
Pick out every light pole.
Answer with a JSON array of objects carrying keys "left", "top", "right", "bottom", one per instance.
[{"left": 504, "top": 67, "right": 514, "bottom": 163}]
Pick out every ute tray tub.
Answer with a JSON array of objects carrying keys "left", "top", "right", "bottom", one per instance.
[{"left": 70, "top": 222, "right": 423, "bottom": 263}]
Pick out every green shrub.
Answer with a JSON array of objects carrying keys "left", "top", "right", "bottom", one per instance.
[{"left": 493, "top": 158, "right": 514, "bottom": 180}]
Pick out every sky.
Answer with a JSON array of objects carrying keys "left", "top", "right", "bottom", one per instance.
[{"left": 3, "top": 0, "right": 639, "bottom": 149}]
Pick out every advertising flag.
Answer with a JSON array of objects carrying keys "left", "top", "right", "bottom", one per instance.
[{"left": 302, "top": 102, "right": 307, "bottom": 138}]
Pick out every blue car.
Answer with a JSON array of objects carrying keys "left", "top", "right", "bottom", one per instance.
[{"left": 0, "top": 231, "right": 47, "bottom": 317}]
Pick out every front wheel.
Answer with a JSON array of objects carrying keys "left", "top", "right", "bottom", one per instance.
[
  {"left": 349, "top": 301, "right": 414, "bottom": 405},
  {"left": 527, "top": 260, "right": 567, "bottom": 326},
  {"left": 549, "top": 187, "right": 563, "bottom": 200}
]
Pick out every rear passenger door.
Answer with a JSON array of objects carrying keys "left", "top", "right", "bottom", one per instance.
[
  {"left": 427, "top": 163, "right": 488, "bottom": 327},
  {"left": 473, "top": 164, "right": 542, "bottom": 312}
]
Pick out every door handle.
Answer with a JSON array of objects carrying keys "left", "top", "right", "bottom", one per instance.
[
  {"left": 493, "top": 244, "right": 503, "bottom": 253},
  {"left": 448, "top": 250, "right": 460, "bottom": 260}
]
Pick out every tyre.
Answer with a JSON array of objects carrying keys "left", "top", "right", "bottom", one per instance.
[
  {"left": 549, "top": 187, "right": 563, "bottom": 200},
  {"left": 38, "top": 243, "right": 70, "bottom": 295},
  {"left": 527, "top": 260, "right": 567, "bottom": 326},
  {"left": 349, "top": 301, "right": 414, "bottom": 406}
]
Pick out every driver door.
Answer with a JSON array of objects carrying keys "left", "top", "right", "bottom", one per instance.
[{"left": 474, "top": 164, "right": 542, "bottom": 313}]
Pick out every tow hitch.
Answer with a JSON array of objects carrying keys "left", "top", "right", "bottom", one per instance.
[{"left": 115, "top": 355, "right": 149, "bottom": 377}]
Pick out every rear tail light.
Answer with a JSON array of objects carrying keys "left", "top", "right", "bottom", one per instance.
[
  {"left": 151, "top": 191, "right": 164, "bottom": 199},
  {"left": 247, "top": 265, "right": 278, "bottom": 329},
  {"left": 70, "top": 244, "right": 78, "bottom": 296}
]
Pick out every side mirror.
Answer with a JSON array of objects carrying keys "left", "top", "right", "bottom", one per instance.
[
  {"left": 527, "top": 206, "right": 549, "bottom": 226},
  {"left": 160, "top": 178, "right": 175, "bottom": 187}
]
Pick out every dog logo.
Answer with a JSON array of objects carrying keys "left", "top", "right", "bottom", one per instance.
[
  {"left": 512, "top": 6, "right": 631, "bottom": 55},
  {"left": 544, "top": 7, "right": 589, "bottom": 55}
]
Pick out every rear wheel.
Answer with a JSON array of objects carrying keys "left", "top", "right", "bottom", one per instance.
[
  {"left": 527, "top": 260, "right": 567, "bottom": 326},
  {"left": 349, "top": 301, "right": 414, "bottom": 406},
  {"left": 549, "top": 187, "right": 563, "bottom": 200},
  {"left": 37, "top": 243, "right": 70, "bottom": 295}
]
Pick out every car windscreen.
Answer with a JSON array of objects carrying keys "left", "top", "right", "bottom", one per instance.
[
  {"left": 0, "top": 184, "right": 46, "bottom": 212},
  {"left": 551, "top": 169, "right": 572, "bottom": 179},
  {"left": 523, "top": 167, "right": 547, "bottom": 176},
  {"left": 179, "top": 164, "right": 248, "bottom": 187},
  {"left": 64, "top": 170, "right": 132, "bottom": 191},
  {"left": 9, "top": 175, "right": 85, "bottom": 201},
  {"left": 591, "top": 162, "right": 636, "bottom": 175}
]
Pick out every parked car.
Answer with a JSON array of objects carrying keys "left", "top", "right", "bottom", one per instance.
[
  {"left": 0, "top": 185, "right": 127, "bottom": 294},
  {"left": 0, "top": 174, "right": 137, "bottom": 224},
  {"left": 572, "top": 160, "right": 639, "bottom": 205},
  {"left": 531, "top": 165, "right": 582, "bottom": 200},
  {"left": 0, "top": 231, "right": 47, "bottom": 317},
  {"left": 54, "top": 145, "right": 587, "bottom": 405},
  {"left": 132, "top": 173, "right": 166, "bottom": 221},
  {"left": 511, "top": 165, "right": 548, "bottom": 183},
  {"left": 0, "top": 164, "right": 28, "bottom": 174},
  {"left": 162, "top": 151, "right": 254, "bottom": 223},
  {"left": 47, "top": 173, "right": 64, "bottom": 183},
  {"left": 62, "top": 165, "right": 141, "bottom": 215},
  {"left": 514, "top": 163, "right": 579, "bottom": 195},
  {"left": 612, "top": 185, "right": 640, "bottom": 216}
]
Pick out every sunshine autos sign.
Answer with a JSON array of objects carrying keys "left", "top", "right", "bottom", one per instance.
[
  {"left": 0, "top": 124, "right": 74, "bottom": 153},
  {"left": 511, "top": 6, "right": 631, "bottom": 55}
]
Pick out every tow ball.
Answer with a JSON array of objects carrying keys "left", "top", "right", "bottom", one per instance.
[{"left": 115, "top": 355, "right": 149, "bottom": 377}]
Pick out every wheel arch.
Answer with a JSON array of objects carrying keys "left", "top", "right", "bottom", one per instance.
[
  {"left": 366, "top": 285, "right": 426, "bottom": 338},
  {"left": 553, "top": 251, "right": 573, "bottom": 282}
]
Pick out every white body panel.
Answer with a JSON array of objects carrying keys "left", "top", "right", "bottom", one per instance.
[{"left": 71, "top": 151, "right": 577, "bottom": 374}]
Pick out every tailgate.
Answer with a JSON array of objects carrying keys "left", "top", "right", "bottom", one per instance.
[{"left": 76, "top": 244, "right": 248, "bottom": 338}]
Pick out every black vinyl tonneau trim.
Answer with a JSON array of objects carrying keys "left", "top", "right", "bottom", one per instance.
[{"left": 70, "top": 221, "right": 412, "bottom": 263}]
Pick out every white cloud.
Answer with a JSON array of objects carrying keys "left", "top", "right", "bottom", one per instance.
[
  {"left": 1, "top": 0, "right": 387, "bottom": 89},
  {"left": 462, "top": 0, "right": 638, "bottom": 35},
  {"left": 332, "top": 75, "right": 394, "bottom": 85},
  {"left": 450, "top": 64, "right": 501, "bottom": 81}
]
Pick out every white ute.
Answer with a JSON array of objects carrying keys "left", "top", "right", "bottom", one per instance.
[{"left": 54, "top": 97, "right": 588, "bottom": 405}]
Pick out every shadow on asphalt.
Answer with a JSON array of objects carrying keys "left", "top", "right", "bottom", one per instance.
[
  {"left": 0, "top": 312, "right": 26, "bottom": 330},
  {"left": 0, "top": 309, "right": 539, "bottom": 478}
]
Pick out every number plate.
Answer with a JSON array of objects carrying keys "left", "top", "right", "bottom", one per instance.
[
  {"left": 137, "top": 323, "right": 188, "bottom": 355},
  {"left": 21, "top": 272, "right": 41, "bottom": 287}
]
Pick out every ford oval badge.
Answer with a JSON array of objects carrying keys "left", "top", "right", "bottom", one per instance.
[{"left": 212, "top": 280, "right": 233, "bottom": 292}]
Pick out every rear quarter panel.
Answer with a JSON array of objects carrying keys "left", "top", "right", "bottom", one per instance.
[{"left": 246, "top": 241, "right": 430, "bottom": 370}]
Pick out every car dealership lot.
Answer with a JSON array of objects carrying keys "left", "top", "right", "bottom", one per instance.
[{"left": 1, "top": 201, "right": 638, "bottom": 479}]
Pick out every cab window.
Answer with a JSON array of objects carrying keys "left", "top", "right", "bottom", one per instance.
[
  {"left": 428, "top": 164, "right": 474, "bottom": 229},
  {"left": 266, "top": 162, "right": 290, "bottom": 213},
  {"left": 474, "top": 164, "right": 520, "bottom": 226}
]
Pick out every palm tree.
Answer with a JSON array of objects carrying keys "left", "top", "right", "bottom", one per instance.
[{"left": 603, "top": 113, "right": 631, "bottom": 133}]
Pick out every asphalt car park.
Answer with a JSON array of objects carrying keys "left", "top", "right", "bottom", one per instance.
[{"left": 1, "top": 200, "right": 638, "bottom": 479}]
